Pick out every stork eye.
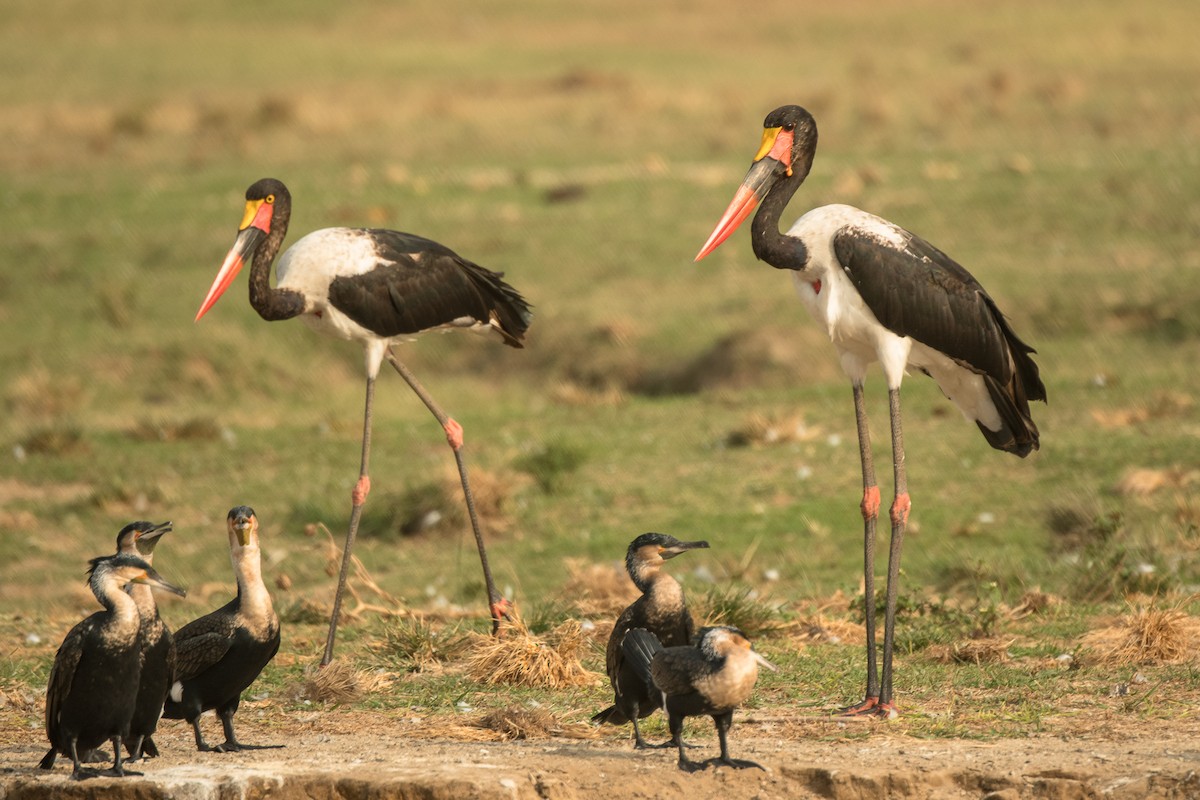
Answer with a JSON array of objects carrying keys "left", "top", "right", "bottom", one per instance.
[
  {"left": 265, "top": 194, "right": 276, "bottom": 204},
  {"left": 783, "top": 122, "right": 796, "bottom": 132}
]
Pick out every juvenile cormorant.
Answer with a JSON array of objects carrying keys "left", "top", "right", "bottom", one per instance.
[
  {"left": 622, "top": 626, "right": 776, "bottom": 772},
  {"left": 162, "top": 506, "right": 281, "bottom": 752},
  {"left": 40, "top": 554, "right": 186, "bottom": 779},
  {"left": 592, "top": 533, "right": 709, "bottom": 748},
  {"left": 115, "top": 520, "right": 175, "bottom": 761}
]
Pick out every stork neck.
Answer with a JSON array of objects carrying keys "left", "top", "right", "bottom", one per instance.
[
  {"left": 750, "top": 160, "right": 812, "bottom": 271},
  {"left": 247, "top": 206, "right": 305, "bottom": 322}
]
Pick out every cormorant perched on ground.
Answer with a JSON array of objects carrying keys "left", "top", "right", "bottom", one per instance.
[
  {"left": 115, "top": 520, "right": 175, "bottom": 761},
  {"left": 592, "top": 533, "right": 709, "bottom": 748},
  {"left": 622, "top": 626, "right": 776, "bottom": 772},
  {"left": 40, "top": 554, "right": 186, "bottom": 779},
  {"left": 162, "top": 506, "right": 281, "bottom": 752}
]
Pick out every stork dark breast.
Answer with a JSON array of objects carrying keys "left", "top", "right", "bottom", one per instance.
[{"left": 327, "top": 230, "right": 531, "bottom": 345}]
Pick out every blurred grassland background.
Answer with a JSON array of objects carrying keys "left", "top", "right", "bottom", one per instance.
[{"left": 1, "top": 0, "right": 1199, "bottom": 677}]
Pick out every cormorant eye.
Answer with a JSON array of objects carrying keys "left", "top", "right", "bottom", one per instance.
[{"left": 265, "top": 194, "right": 276, "bottom": 204}]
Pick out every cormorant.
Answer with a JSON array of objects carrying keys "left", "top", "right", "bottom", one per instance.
[
  {"left": 162, "top": 506, "right": 281, "bottom": 752},
  {"left": 622, "top": 626, "right": 776, "bottom": 772},
  {"left": 592, "top": 533, "right": 709, "bottom": 748},
  {"left": 40, "top": 553, "right": 186, "bottom": 779},
  {"left": 115, "top": 520, "right": 175, "bottom": 761}
]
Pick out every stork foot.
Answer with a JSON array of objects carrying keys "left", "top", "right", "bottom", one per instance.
[
  {"left": 490, "top": 597, "right": 514, "bottom": 636},
  {"left": 352, "top": 475, "right": 371, "bottom": 506},
  {"left": 872, "top": 702, "right": 900, "bottom": 720},
  {"left": 444, "top": 418, "right": 464, "bottom": 451},
  {"left": 839, "top": 696, "right": 880, "bottom": 716}
]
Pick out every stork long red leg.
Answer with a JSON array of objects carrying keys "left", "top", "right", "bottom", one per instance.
[
  {"left": 843, "top": 382, "right": 882, "bottom": 716},
  {"left": 386, "top": 348, "right": 510, "bottom": 634},
  {"left": 322, "top": 374, "right": 376, "bottom": 666},
  {"left": 877, "top": 387, "right": 910, "bottom": 718}
]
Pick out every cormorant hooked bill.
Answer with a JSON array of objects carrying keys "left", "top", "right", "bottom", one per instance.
[
  {"left": 592, "top": 533, "right": 709, "bottom": 748},
  {"left": 161, "top": 506, "right": 281, "bottom": 752}
]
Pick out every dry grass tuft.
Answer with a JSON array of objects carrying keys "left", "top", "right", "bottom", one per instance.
[
  {"left": 464, "top": 616, "right": 602, "bottom": 688},
  {"left": 788, "top": 615, "right": 867, "bottom": 646},
  {"left": 1112, "top": 466, "right": 1200, "bottom": 498},
  {"left": 296, "top": 658, "right": 393, "bottom": 705},
  {"left": 549, "top": 381, "right": 625, "bottom": 407},
  {"left": 474, "top": 706, "right": 598, "bottom": 741},
  {"left": 1010, "top": 589, "right": 1060, "bottom": 619},
  {"left": 927, "top": 638, "right": 1014, "bottom": 665},
  {"left": 560, "top": 558, "right": 637, "bottom": 618},
  {"left": 725, "top": 411, "right": 820, "bottom": 448},
  {"left": 1081, "top": 599, "right": 1200, "bottom": 666}
]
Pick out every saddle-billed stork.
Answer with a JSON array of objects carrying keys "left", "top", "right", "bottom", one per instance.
[
  {"left": 196, "top": 178, "right": 532, "bottom": 664},
  {"left": 695, "top": 105, "right": 1045, "bottom": 717}
]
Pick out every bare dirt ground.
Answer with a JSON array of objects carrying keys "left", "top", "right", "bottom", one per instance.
[{"left": 3, "top": 708, "right": 1199, "bottom": 800}]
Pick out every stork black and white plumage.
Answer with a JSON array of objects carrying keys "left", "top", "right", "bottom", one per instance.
[
  {"left": 114, "top": 520, "right": 176, "bottom": 761},
  {"left": 622, "top": 626, "right": 776, "bottom": 772},
  {"left": 195, "top": 178, "right": 532, "bottom": 664},
  {"left": 161, "top": 506, "right": 280, "bottom": 753},
  {"left": 40, "top": 553, "right": 186, "bottom": 779},
  {"left": 592, "top": 533, "right": 709, "bottom": 748},
  {"left": 695, "top": 105, "right": 1046, "bottom": 717}
]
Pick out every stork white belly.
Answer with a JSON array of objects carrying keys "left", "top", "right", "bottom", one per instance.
[{"left": 785, "top": 204, "right": 1003, "bottom": 432}]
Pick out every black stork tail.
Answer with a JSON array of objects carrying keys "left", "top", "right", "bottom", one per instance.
[
  {"left": 977, "top": 313, "right": 1046, "bottom": 457},
  {"left": 458, "top": 261, "right": 533, "bottom": 349}
]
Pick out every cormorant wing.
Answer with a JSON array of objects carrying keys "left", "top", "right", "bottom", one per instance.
[
  {"left": 45, "top": 619, "right": 90, "bottom": 732},
  {"left": 648, "top": 646, "right": 707, "bottom": 698},
  {"left": 172, "top": 616, "right": 237, "bottom": 682},
  {"left": 605, "top": 601, "right": 642, "bottom": 692},
  {"left": 327, "top": 230, "right": 531, "bottom": 345}
]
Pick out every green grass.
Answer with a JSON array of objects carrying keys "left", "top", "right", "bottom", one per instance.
[{"left": 3, "top": 0, "right": 1200, "bottom": 742}]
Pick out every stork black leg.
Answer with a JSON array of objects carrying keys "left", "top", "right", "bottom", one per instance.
[
  {"left": 843, "top": 381, "right": 882, "bottom": 716},
  {"left": 323, "top": 373, "right": 376, "bottom": 666},
  {"left": 878, "top": 387, "right": 910, "bottom": 718},
  {"left": 386, "top": 348, "right": 511, "bottom": 635}
]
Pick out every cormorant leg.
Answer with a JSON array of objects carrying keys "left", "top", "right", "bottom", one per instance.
[
  {"left": 323, "top": 373, "right": 377, "bottom": 667},
  {"left": 141, "top": 734, "right": 159, "bottom": 759},
  {"left": 386, "top": 348, "right": 511, "bottom": 635},
  {"left": 713, "top": 712, "right": 764, "bottom": 770},
  {"left": 877, "top": 387, "right": 909, "bottom": 720},
  {"left": 671, "top": 713, "right": 704, "bottom": 772},
  {"left": 843, "top": 381, "right": 881, "bottom": 716},
  {"left": 69, "top": 738, "right": 87, "bottom": 780},
  {"left": 216, "top": 703, "right": 282, "bottom": 751},
  {"left": 191, "top": 716, "right": 222, "bottom": 752},
  {"left": 125, "top": 735, "right": 145, "bottom": 762},
  {"left": 106, "top": 735, "right": 140, "bottom": 777},
  {"left": 630, "top": 714, "right": 673, "bottom": 750}
]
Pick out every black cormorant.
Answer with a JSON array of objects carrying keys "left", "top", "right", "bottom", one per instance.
[
  {"left": 115, "top": 520, "right": 175, "bottom": 761},
  {"left": 592, "top": 533, "right": 709, "bottom": 748},
  {"left": 40, "top": 553, "right": 186, "bottom": 779},
  {"left": 162, "top": 506, "right": 281, "bottom": 752},
  {"left": 622, "top": 625, "right": 776, "bottom": 772}
]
